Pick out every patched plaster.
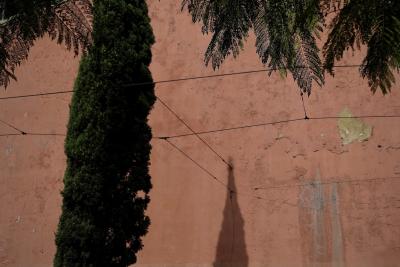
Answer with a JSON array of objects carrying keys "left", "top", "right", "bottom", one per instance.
[{"left": 338, "top": 108, "right": 373, "bottom": 145}]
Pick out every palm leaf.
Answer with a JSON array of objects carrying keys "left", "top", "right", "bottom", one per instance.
[
  {"left": 291, "top": 31, "right": 324, "bottom": 95},
  {"left": 361, "top": 14, "right": 400, "bottom": 93},
  {"left": 184, "top": 0, "right": 325, "bottom": 94},
  {"left": 320, "top": 0, "right": 349, "bottom": 16},
  {"left": 182, "top": 0, "right": 259, "bottom": 69},
  {"left": 0, "top": 0, "right": 93, "bottom": 88},
  {"left": 49, "top": 0, "right": 93, "bottom": 55},
  {"left": 324, "top": 0, "right": 400, "bottom": 93},
  {"left": 254, "top": 0, "right": 294, "bottom": 73},
  {"left": 0, "top": 25, "right": 30, "bottom": 87}
]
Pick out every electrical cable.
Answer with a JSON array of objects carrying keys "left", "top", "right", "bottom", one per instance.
[
  {"left": 161, "top": 138, "right": 229, "bottom": 189},
  {"left": 253, "top": 176, "right": 400, "bottom": 191},
  {"left": 160, "top": 138, "right": 268, "bottom": 202},
  {"left": 160, "top": 137, "right": 400, "bottom": 206},
  {"left": 156, "top": 95, "right": 231, "bottom": 168},
  {"left": 0, "top": 90, "right": 73, "bottom": 100},
  {"left": 123, "top": 64, "right": 363, "bottom": 88},
  {"left": 0, "top": 118, "right": 65, "bottom": 136},
  {"left": 0, "top": 118, "right": 26, "bottom": 134},
  {"left": 0, "top": 133, "right": 21, "bottom": 137},
  {"left": 0, "top": 64, "right": 364, "bottom": 100},
  {"left": 154, "top": 114, "right": 400, "bottom": 139},
  {"left": 300, "top": 92, "right": 309, "bottom": 119},
  {"left": 25, "top": 133, "right": 66, "bottom": 136},
  {"left": 0, "top": 132, "right": 66, "bottom": 137},
  {"left": 1, "top": 114, "right": 399, "bottom": 139}
]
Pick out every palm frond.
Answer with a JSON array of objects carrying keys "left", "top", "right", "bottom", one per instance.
[
  {"left": 324, "top": 0, "right": 400, "bottom": 94},
  {"left": 0, "top": 25, "right": 31, "bottom": 87},
  {"left": 322, "top": 0, "right": 364, "bottom": 74},
  {"left": 49, "top": 0, "right": 93, "bottom": 55},
  {"left": 253, "top": 4, "right": 272, "bottom": 71},
  {"left": 361, "top": 14, "right": 400, "bottom": 93},
  {"left": 253, "top": 0, "right": 324, "bottom": 93},
  {"left": 254, "top": 0, "right": 294, "bottom": 73},
  {"left": 0, "top": 0, "right": 93, "bottom": 88},
  {"left": 0, "top": 0, "right": 53, "bottom": 87},
  {"left": 291, "top": 31, "right": 324, "bottom": 95},
  {"left": 182, "top": 0, "right": 259, "bottom": 69},
  {"left": 291, "top": 0, "right": 324, "bottom": 94},
  {"left": 320, "top": 0, "right": 349, "bottom": 16},
  {"left": 183, "top": 0, "right": 325, "bottom": 94}
]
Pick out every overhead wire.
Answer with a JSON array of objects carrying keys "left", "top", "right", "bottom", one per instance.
[
  {"left": 123, "top": 64, "right": 363, "bottom": 88},
  {"left": 0, "top": 118, "right": 26, "bottom": 134},
  {"left": 161, "top": 135, "right": 400, "bottom": 205},
  {"left": 1, "top": 63, "right": 400, "bottom": 196},
  {"left": 0, "top": 117, "right": 65, "bottom": 137},
  {"left": 0, "top": 132, "right": 66, "bottom": 137},
  {"left": 161, "top": 138, "right": 229, "bottom": 189},
  {"left": 0, "top": 90, "right": 74, "bottom": 100},
  {"left": 300, "top": 92, "right": 309, "bottom": 119},
  {"left": 0, "top": 9, "right": 398, "bottom": 256},
  {"left": 24, "top": 133, "right": 66, "bottom": 136},
  {"left": 154, "top": 114, "right": 400, "bottom": 139},
  {"left": 0, "top": 64, "right": 364, "bottom": 100},
  {"left": 160, "top": 138, "right": 267, "bottom": 200},
  {"left": 253, "top": 176, "right": 400, "bottom": 191},
  {"left": 156, "top": 95, "right": 231, "bottom": 168},
  {"left": 3, "top": 114, "right": 398, "bottom": 138},
  {"left": 156, "top": 93, "right": 400, "bottom": 204},
  {"left": 0, "top": 133, "right": 22, "bottom": 137}
]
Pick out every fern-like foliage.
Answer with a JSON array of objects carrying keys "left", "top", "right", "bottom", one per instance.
[
  {"left": 182, "top": 0, "right": 260, "bottom": 69},
  {"left": 0, "top": 0, "right": 54, "bottom": 87},
  {"left": 182, "top": 0, "right": 325, "bottom": 94},
  {"left": 49, "top": 0, "right": 93, "bottom": 55},
  {"left": 256, "top": 0, "right": 324, "bottom": 95},
  {"left": 0, "top": 22, "right": 31, "bottom": 87},
  {"left": 255, "top": 1, "right": 294, "bottom": 73},
  {"left": 184, "top": 0, "right": 400, "bottom": 94},
  {"left": 291, "top": 0, "right": 324, "bottom": 95},
  {"left": 323, "top": 0, "right": 400, "bottom": 93},
  {"left": 292, "top": 31, "right": 324, "bottom": 95},
  {"left": 319, "top": 0, "right": 349, "bottom": 16},
  {"left": 0, "top": 0, "right": 93, "bottom": 88}
]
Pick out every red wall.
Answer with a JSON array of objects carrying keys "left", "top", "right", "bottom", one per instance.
[{"left": 1, "top": 1, "right": 400, "bottom": 266}]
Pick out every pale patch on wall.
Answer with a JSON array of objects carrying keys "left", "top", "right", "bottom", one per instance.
[
  {"left": 338, "top": 108, "right": 373, "bottom": 145},
  {"left": 298, "top": 169, "right": 345, "bottom": 267}
]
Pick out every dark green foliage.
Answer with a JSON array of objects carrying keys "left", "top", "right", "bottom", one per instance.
[
  {"left": 0, "top": 0, "right": 54, "bottom": 86},
  {"left": 182, "top": 0, "right": 324, "bottom": 95},
  {"left": 183, "top": 0, "right": 400, "bottom": 94},
  {"left": 182, "top": 0, "right": 258, "bottom": 69},
  {"left": 54, "top": 0, "right": 155, "bottom": 266},
  {"left": 324, "top": 0, "right": 400, "bottom": 93},
  {"left": 0, "top": 0, "right": 92, "bottom": 87}
]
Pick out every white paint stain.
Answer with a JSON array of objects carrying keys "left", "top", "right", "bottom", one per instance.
[{"left": 330, "top": 183, "right": 345, "bottom": 267}]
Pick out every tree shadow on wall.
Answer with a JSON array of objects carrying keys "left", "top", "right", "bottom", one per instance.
[{"left": 213, "top": 159, "right": 248, "bottom": 267}]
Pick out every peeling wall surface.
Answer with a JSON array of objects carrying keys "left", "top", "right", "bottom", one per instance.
[{"left": 1, "top": 1, "right": 400, "bottom": 267}]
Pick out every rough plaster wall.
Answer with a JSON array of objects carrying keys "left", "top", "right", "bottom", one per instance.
[
  {"left": 1, "top": 1, "right": 400, "bottom": 266},
  {"left": 0, "top": 37, "right": 78, "bottom": 267}
]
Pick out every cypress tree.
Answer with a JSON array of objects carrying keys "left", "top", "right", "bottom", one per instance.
[{"left": 54, "top": 0, "right": 155, "bottom": 266}]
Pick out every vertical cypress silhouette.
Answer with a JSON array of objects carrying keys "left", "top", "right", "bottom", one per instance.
[
  {"left": 214, "top": 159, "right": 248, "bottom": 267},
  {"left": 54, "top": 0, "right": 155, "bottom": 266}
]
